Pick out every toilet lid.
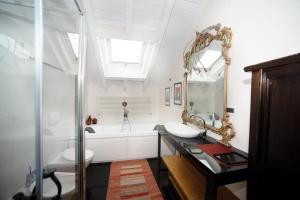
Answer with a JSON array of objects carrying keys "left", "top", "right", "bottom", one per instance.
[{"left": 62, "top": 148, "right": 94, "bottom": 162}]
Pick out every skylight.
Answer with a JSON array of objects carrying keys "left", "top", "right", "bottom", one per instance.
[
  {"left": 199, "top": 50, "right": 221, "bottom": 69},
  {"left": 67, "top": 33, "right": 79, "bottom": 58},
  {"left": 110, "top": 39, "right": 143, "bottom": 63}
]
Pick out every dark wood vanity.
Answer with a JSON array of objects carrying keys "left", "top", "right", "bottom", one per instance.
[{"left": 157, "top": 125, "right": 248, "bottom": 200}]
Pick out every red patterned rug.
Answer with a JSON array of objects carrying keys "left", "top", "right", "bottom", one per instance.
[{"left": 106, "top": 159, "right": 163, "bottom": 200}]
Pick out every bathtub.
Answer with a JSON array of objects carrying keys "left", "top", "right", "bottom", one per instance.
[
  {"left": 85, "top": 123, "right": 162, "bottom": 162},
  {"left": 86, "top": 123, "right": 157, "bottom": 138}
]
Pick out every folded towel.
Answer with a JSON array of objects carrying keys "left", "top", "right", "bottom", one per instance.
[{"left": 197, "top": 143, "right": 232, "bottom": 157}]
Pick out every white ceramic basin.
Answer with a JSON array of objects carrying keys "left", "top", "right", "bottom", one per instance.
[
  {"left": 164, "top": 122, "right": 202, "bottom": 138},
  {"left": 61, "top": 148, "right": 94, "bottom": 162}
]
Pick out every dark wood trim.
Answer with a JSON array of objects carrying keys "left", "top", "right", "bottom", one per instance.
[{"left": 244, "top": 53, "right": 300, "bottom": 72}]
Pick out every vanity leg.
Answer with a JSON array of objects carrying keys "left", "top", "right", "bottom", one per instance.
[
  {"left": 205, "top": 180, "right": 217, "bottom": 200},
  {"left": 157, "top": 133, "right": 161, "bottom": 184}
]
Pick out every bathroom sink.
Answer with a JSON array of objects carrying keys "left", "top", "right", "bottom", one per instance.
[{"left": 164, "top": 122, "right": 203, "bottom": 138}]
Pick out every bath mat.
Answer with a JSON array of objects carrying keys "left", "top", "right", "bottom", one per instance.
[
  {"left": 197, "top": 143, "right": 232, "bottom": 157},
  {"left": 106, "top": 159, "right": 163, "bottom": 200}
]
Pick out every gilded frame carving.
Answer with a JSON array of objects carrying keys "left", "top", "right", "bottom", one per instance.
[{"left": 181, "top": 24, "right": 234, "bottom": 147}]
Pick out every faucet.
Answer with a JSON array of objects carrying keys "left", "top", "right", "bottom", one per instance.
[
  {"left": 85, "top": 127, "right": 95, "bottom": 133},
  {"left": 121, "top": 100, "right": 131, "bottom": 132},
  {"left": 190, "top": 114, "right": 207, "bottom": 138},
  {"left": 211, "top": 113, "right": 216, "bottom": 127}
]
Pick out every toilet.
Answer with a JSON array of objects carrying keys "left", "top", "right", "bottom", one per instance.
[
  {"left": 29, "top": 172, "right": 75, "bottom": 200},
  {"left": 48, "top": 148, "right": 94, "bottom": 172},
  {"left": 61, "top": 148, "right": 94, "bottom": 165}
]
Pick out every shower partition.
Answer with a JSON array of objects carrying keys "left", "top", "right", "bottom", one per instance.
[
  {"left": 0, "top": 1, "right": 36, "bottom": 199},
  {"left": 42, "top": 1, "right": 83, "bottom": 199},
  {"left": 0, "top": 0, "right": 86, "bottom": 199}
]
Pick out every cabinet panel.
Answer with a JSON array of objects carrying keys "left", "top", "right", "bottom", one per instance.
[
  {"left": 127, "top": 136, "right": 157, "bottom": 159},
  {"left": 86, "top": 138, "right": 127, "bottom": 162},
  {"left": 245, "top": 53, "right": 300, "bottom": 200}
]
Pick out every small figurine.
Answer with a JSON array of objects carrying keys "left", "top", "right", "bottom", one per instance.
[
  {"left": 92, "top": 118, "right": 97, "bottom": 124},
  {"left": 86, "top": 115, "right": 92, "bottom": 125}
]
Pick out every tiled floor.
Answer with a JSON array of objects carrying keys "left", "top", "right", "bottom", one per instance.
[{"left": 86, "top": 158, "right": 180, "bottom": 200}]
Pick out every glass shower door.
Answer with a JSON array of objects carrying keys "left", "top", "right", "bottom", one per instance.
[
  {"left": 0, "top": 0, "right": 85, "bottom": 199},
  {"left": 42, "top": 1, "right": 84, "bottom": 199},
  {"left": 0, "top": 1, "right": 36, "bottom": 199}
]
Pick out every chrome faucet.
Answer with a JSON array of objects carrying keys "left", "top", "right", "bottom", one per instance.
[
  {"left": 85, "top": 127, "right": 95, "bottom": 133},
  {"left": 190, "top": 114, "right": 207, "bottom": 138}
]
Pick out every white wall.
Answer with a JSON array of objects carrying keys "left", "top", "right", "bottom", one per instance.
[
  {"left": 160, "top": 0, "right": 300, "bottom": 152},
  {"left": 86, "top": 80, "right": 160, "bottom": 124},
  {"left": 159, "top": 62, "right": 185, "bottom": 123}
]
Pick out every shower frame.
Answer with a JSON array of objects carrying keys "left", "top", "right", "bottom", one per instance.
[{"left": 33, "top": 0, "right": 86, "bottom": 199}]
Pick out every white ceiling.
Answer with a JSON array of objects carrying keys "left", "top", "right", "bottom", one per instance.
[
  {"left": 84, "top": 0, "right": 209, "bottom": 85},
  {"left": 0, "top": 0, "right": 210, "bottom": 84}
]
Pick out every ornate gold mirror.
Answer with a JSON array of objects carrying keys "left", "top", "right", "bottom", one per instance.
[{"left": 181, "top": 23, "right": 234, "bottom": 146}]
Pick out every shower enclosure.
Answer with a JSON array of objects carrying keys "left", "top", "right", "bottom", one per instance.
[{"left": 0, "top": 0, "right": 86, "bottom": 199}]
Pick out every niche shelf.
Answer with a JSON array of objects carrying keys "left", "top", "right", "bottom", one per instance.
[{"left": 162, "top": 155, "right": 238, "bottom": 200}]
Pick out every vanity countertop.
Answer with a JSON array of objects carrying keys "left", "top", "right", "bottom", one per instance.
[{"left": 157, "top": 125, "right": 248, "bottom": 186}]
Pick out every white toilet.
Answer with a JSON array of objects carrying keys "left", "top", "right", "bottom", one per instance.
[
  {"left": 37, "top": 148, "right": 94, "bottom": 199},
  {"left": 48, "top": 148, "right": 94, "bottom": 172},
  {"left": 29, "top": 172, "right": 75, "bottom": 200}
]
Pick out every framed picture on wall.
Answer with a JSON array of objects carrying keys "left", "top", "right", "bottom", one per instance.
[
  {"left": 165, "top": 87, "right": 170, "bottom": 106},
  {"left": 174, "top": 82, "right": 182, "bottom": 105}
]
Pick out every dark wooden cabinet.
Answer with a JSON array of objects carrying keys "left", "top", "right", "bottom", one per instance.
[{"left": 244, "top": 53, "right": 300, "bottom": 200}]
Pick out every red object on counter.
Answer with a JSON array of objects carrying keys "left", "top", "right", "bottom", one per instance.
[
  {"left": 197, "top": 143, "right": 232, "bottom": 157},
  {"left": 86, "top": 115, "right": 92, "bottom": 125},
  {"left": 92, "top": 118, "right": 97, "bottom": 124}
]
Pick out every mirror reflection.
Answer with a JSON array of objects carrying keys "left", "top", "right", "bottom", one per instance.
[{"left": 187, "top": 40, "right": 224, "bottom": 128}]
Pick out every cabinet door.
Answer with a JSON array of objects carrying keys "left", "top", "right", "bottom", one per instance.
[{"left": 249, "top": 62, "right": 300, "bottom": 199}]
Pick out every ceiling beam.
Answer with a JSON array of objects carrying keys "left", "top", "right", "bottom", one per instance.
[
  {"left": 143, "top": 0, "right": 176, "bottom": 88},
  {"left": 126, "top": 0, "right": 133, "bottom": 38},
  {"left": 44, "top": 31, "right": 69, "bottom": 73},
  {"left": 83, "top": 0, "right": 107, "bottom": 88},
  {"left": 53, "top": 31, "right": 75, "bottom": 72}
]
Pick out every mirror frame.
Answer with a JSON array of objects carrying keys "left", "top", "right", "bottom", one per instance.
[{"left": 181, "top": 23, "right": 234, "bottom": 147}]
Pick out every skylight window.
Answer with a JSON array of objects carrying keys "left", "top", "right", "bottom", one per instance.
[
  {"left": 199, "top": 50, "right": 221, "bottom": 68},
  {"left": 67, "top": 33, "right": 79, "bottom": 58},
  {"left": 110, "top": 39, "right": 143, "bottom": 63}
]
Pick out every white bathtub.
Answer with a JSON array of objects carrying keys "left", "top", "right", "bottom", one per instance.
[
  {"left": 85, "top": 123, "right": 160, "bottom": 162},
  {"left": 86, "top": 123, "right": 157, "bottom": 138}
]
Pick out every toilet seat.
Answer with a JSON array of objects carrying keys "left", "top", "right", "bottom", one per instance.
[
  {"left": 61, "top": 148, "right": 94, "bottom": 162},
  {"left": 30, "top": 172, "right": 75, "bottom": 199}
]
